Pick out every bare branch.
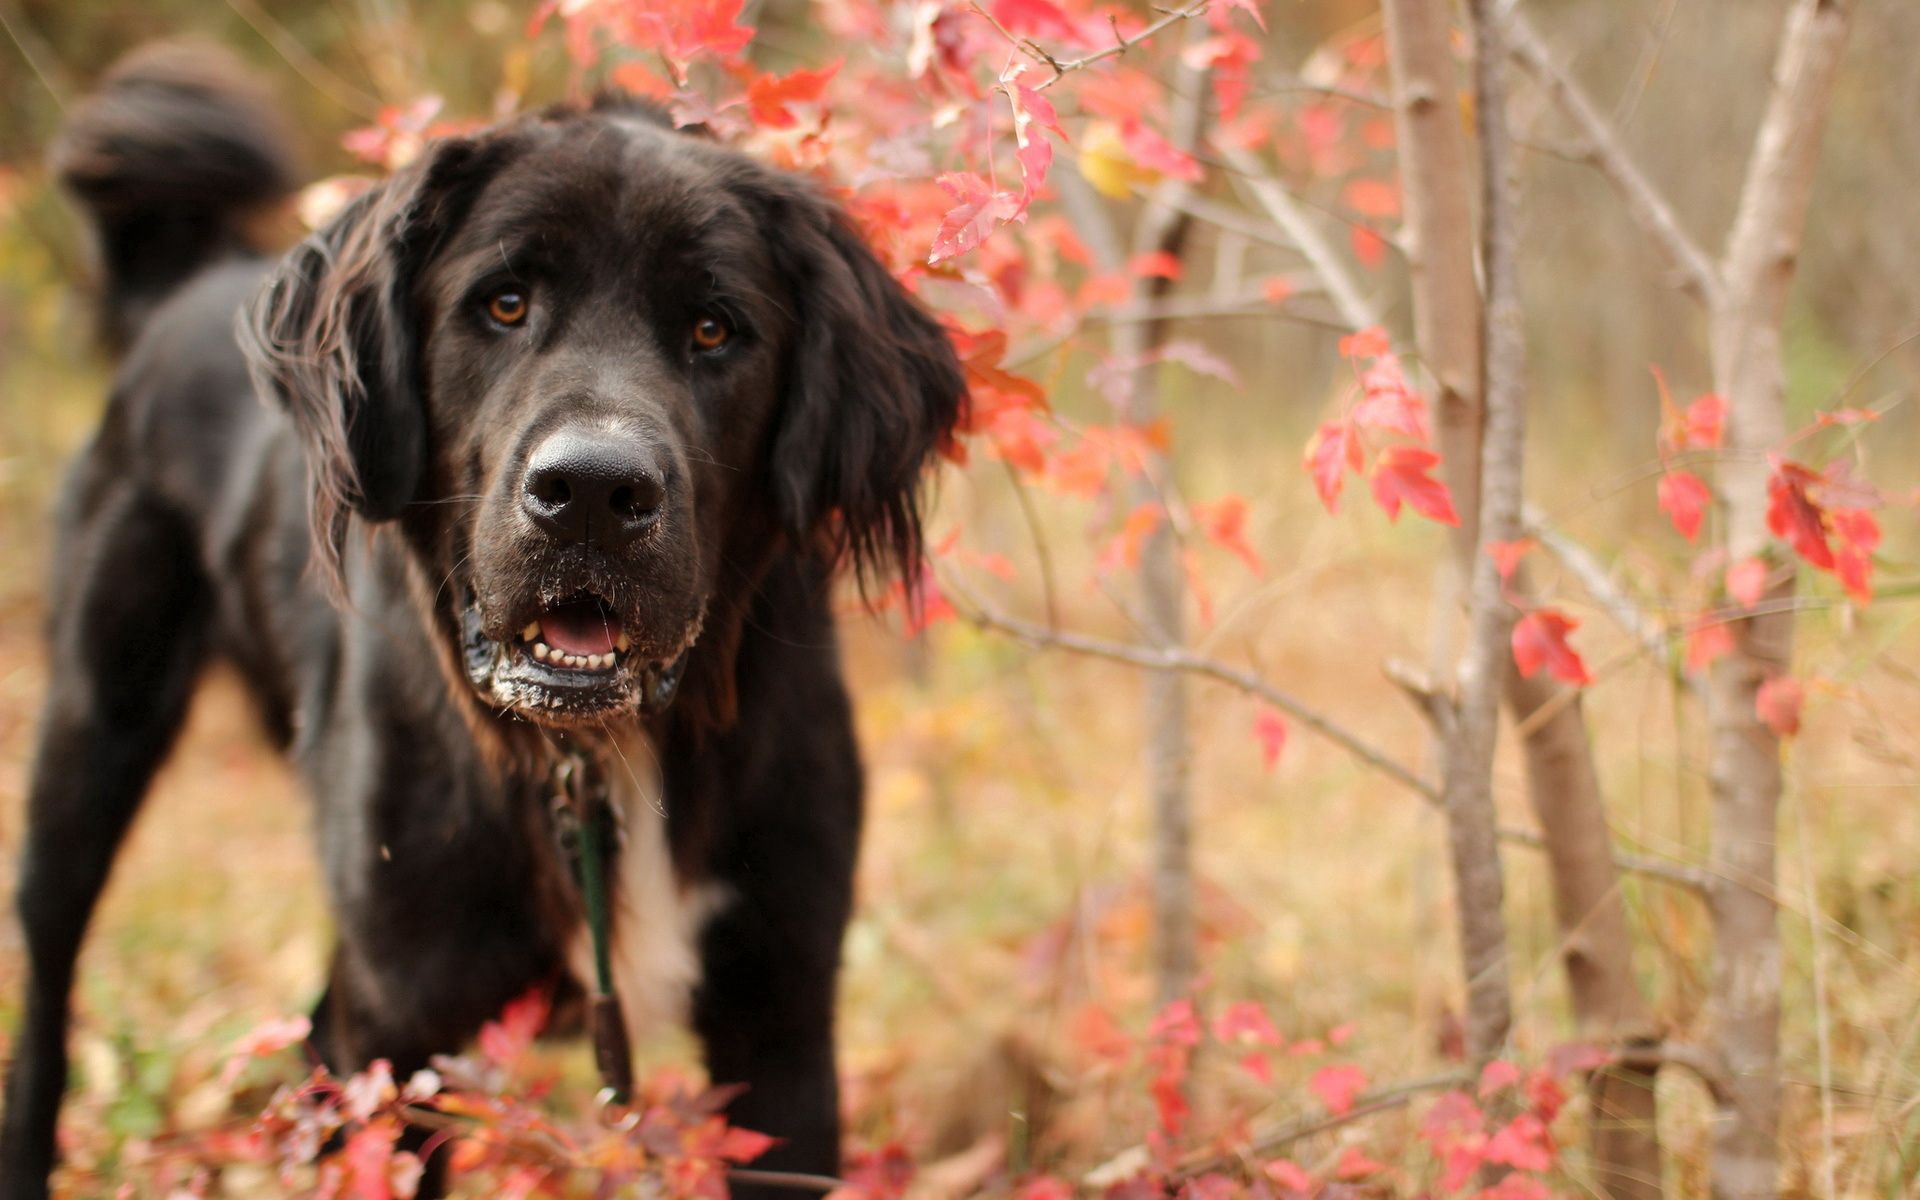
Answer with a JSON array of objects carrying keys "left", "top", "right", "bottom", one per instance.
[
  {"left": 1505, "top": 4, "right": 1721, "bottom": 305},
  {"left": 1214, "top": 142, "right": 1382, "bottom": 330}
]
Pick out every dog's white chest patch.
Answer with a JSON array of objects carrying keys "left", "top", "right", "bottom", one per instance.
[{"left": 564, "top": 742, "right": 726, "bottom": 1039}]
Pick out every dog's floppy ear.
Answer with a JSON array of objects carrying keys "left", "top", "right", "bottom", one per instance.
[
  {"left": 240, "top": 136, "right": 502, "bottom": 589},
  {"left": 762, "top": 182, "right": 966, "bottom": 584}
]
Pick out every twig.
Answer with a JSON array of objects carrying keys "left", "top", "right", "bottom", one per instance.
[
  {"left": 1505, "top": 4, "right": 1720, "bottom": 304},
  {"left": 943, "top": 574, "right": 1438, "bottom": 799},
  {"left": 1214, "top": 142, "right": 1380, "bottom": 330},
  {"left": 1025, "top": 1, "right": 1214, "bottom": 91},
  {"left": 1172, "top": 1071, "right": 1471, "bottom": 1179}
]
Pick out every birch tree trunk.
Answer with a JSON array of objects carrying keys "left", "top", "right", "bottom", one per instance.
[
  {"left": 1705, "top": 2, "right": 1854, "bottom": 1195},
  {"left": 1431, "top": 0, "right": 1524, "bottom": 1068}
]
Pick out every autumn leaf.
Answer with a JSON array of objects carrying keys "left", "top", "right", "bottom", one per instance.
[
  {"left": 929, "top": 173, "right": 1022, "bottom": 264},
  {"left": 1765, "top": 458, "right": 1834, "bottom": 569},
  {"left": 1657, "top": 469, "right": 1712, "bottom": 542},
  {"left": 1684, "top": 618, "right": 1736, "bottom": 672},
  {"left": 1341, "top": 176, "right": 1400, "bottom": 219},
  {"left": 1726, "top": 557, "right": 1769, "bottom": 609},
  {"left": 1214, "top": 1000, "right": 1283, "bottom": 1046},
  {"left": 1303, "top": 419, "right": 1362, "bottom": 512},
  {"left": 1477, "top": 1059, "right": 1522, "bottom": 1097},
  {"left": 1263, "top": 1160, "right": 1313, "bottom": 1193},
  {"left": 1338, "top": 325, "right": 1392, "bottom": 358},
  {"left": 745, "top": 61, "right": 839, "bottom": 128},
  {"left": 1192, "top": 495, "right": 1264, "bottom": 574},
  {"left": 1486, "top": 539, "right": 1535, "bottom": 582},
  {"left": 1097, "top": 502, "right": 1164, "bottom": 572},
  {"left": 1309, "top": 1064, "right": 1368, "bottom": 1114},
  {"left": 1370, "top": 446, "right": 1460, "bottom": 526},
  {"left": 1252, "top": 708, "right": 1288, "bottom": 771},
  {"left": 1511, "top": 609, "right": 1591, "bottom": 686},
  {"left": 1756, "top": 675, "right": 1804, "bottom": 737}
]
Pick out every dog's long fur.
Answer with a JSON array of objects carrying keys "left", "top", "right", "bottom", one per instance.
[{"left": 0, "top": 44, "right": 963, "bottom": 1198}]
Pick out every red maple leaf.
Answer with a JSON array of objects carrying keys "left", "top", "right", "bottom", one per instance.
[
  {"left": 1370, "top": 446, "right": 1460, "bottom": 526},
  {"left": 1303, "top": 419, "right": 1362, "bottom": 512},
  {"left": 1511, "top": 609, "right": 1591, "bottom": 686},
  {"left": 745, "top": 61, "right": 839, "bottom": 128},
  {"left": 1310, "top": 1064, "right": 1369, "bottom": 1115},
  {"left": 1486, "top": 539, "right": 1535, "bottom": 582},
  {"left": 929, "top": 173, "right": 1022, "bottom": 264},
  {"left": 1756, "top": 675, "right": 1804, "bottom": 737},
  {"left": 1657, "top": 469, "right": 1712, "bottom": 542},
  {"left": 1684, "top": 618, "right": 1736, "bottom": 672},
  {"left": 1192, "top": 495, "right": 1263, "bottom": 574},
  {"left": 1765, "top": 458, "right": 1834, "bottom": 569}
]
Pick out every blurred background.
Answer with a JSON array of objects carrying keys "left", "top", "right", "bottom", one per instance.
[{"left": 2, "top": 0, "right": 1919, "bottom": 1194}]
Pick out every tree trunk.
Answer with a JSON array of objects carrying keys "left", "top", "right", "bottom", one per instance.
[
  {"left": 1115, "top": 30, "right": 1213, "bottom": 1007},
  {"left": 1384, "top": 13, "right": 1661, "bottom": 1187},
  {"left": 1705, "top": 3, "right": 1853, "bottom": 1196}
]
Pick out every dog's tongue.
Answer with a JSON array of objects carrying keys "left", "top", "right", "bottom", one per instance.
[{"left": 540, "top": 599, "right": 621, "bottom": 657}]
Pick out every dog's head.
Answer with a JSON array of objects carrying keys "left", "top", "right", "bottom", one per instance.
[{"left": 242, "top": 100, "right": 963, "bottom": 729}]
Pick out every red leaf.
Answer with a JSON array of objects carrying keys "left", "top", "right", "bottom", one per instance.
[
  {"left": 929, "top": 173, "right": 1021, "bottom": 264},
  {"left": 1511, "top": 609, "right": 1592, "bottom": 686},
  {"left": 1238, "top": 1051, "right": 1273, "bottom": 1085},
  {"left": 1726, "top": 557, "right": 1769, "bottom": 609},
  {"left": 1309, "top": 1064, "right": 1368, "bottom": 1115},
  {"left": 1214, "top": 1001, "right": 1283, "bottom": 1047},
  {"left": 1338, "top": 325, "right": 1391, "bottom": 358},
  {"left": 1766, "top": 459, "right": 1834, "bottom": 569},
  {"left": 1334, "top": 1146, "right": 1386, "bottom": 1180},
  {"left": 1120, "top": 120, "right": 1204, "bottom": 183},
  {"left": 1252, "top": 708, "right": 1288, "bottom": 772},
  {"left": 745, "top": 61, "right": 839, "bottom": 128},
  {"left": 1303, "top": 419, "right": 1362, "bottom": 512},
  {"left": 1193, "top": 494, "right": 1263, "bottom": 574},
  {"left": 1149, "top": 997, "right": 1203, "bottom": 1047},
  {"left": 1350, "top": 225, "right": 1388, "bottom": 268},
  {"left": 717, "top": 1125, "right": 778, "bottom": 1163},
  {"left": 478, "top": 988, "right": 549, "bottom": 1065},
  {"left": 1657, "top": 469, "right": 1712, "bottom": 542},
  {"left": 1486, "top": 539, "right": 1535, "bottom": 582},
  {"left": 1261, "top": 275, "right": 1294, "bottom": 304},
  {"left": 1370, "top": 446, "right": 1460, "bottom": 526},
  {"left": 1484, "top": 1113, "right": 1555, "bottom": 1173},
  {"left": 1478, "top": 1059, "right": 1522, "bottom": 1097},
  {"left": 1129, "top": 250, "right": 1183, "bottom": 280},
  {"left": 1684, "top": 618, "right": 1735, "bottom": 672},
  {"left": 1757, "top": 675, "right": 1804, "bottom": 737},
  {"left": 1342, "top": 177, "right": 1400, "bottom": 218},
  {"left": 1351, "top": 359, "right": 1429, "bottom": 441},
  {"left": 1832, "top": 507, "right": 1879, "bottom": 602},
  {"left": 1682, "top": 393, "right": 1727, "bottom": 450},
  {"left": 1262, "top": 1160, "right": 1312, "bottom": 1193},
  {"left": 1097, "top": 502, "right": 1164, "bottom": 572}
]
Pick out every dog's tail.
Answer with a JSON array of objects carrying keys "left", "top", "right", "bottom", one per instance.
[{"left": 52, "top": 42, "right": 300, "bottom": 351}]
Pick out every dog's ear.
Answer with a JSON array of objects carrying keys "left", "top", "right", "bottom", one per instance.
[
  {"left": 239, "top": 137, "right": 502, "bottom": 589},
  {"left": 761, "top": 182, "right": 966, "bottom": 585}
]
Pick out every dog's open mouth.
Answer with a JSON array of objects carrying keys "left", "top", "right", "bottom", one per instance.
[
  {"left": 519, "top": 595, "right": 633, "bottom": 672},
  {"left": 459, "top": 590, "right": 700, "bottom": 723}
]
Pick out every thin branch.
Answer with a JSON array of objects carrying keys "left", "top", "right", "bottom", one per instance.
[
  {"left": 945, "top": 577, "right": 1715, "bottom": 895},
  {"left": 1026, "top": 0, "right": 1213, "bottom": 91},
  {"left": 1214, "top": 142, "right": 1381, "bottom": 330},
  {"left": 1505, "top": 4, "right": 1721, "bottom": 304},
  {"left": 1170, "top": 1071, "right": 1471, "bottom": 1180},
  {"left": 727, "top": 1169, "right": 848, "bottom": 1194},
  {"left": 944, "top": 576, "right": 1438, "bottom": 798}
]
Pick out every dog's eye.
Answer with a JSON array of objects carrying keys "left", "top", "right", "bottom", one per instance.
[
  {"left": 692, "top": 314, "right": 732, "bottom": 353},
  {"left": 486, "top": 290, "right": 529, "bottom": 327}
]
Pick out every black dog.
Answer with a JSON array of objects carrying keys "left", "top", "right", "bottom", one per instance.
[{"left": 0, "top": 44, "right": 962, "bottom": 1197}]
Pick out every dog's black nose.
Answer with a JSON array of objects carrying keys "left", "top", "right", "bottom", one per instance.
[{"left": 521, "top": 431, "right": 665, "bottom": 550}]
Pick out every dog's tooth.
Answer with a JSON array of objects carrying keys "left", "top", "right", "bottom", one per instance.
[
  {"left": 585, "top": 654, "right": 603, "bottom": 670},
  {"left": 615, "top": 632, "right": 631, "bottom": 653},
  {"left": 521, "top": 622, "right": 540, "bottom": 642},
  {"left": 592, "top": 653, "right": 610, "bottom": 669},
  {"left": 534, "top": 642, "right": 551, "bottom": 661}
]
